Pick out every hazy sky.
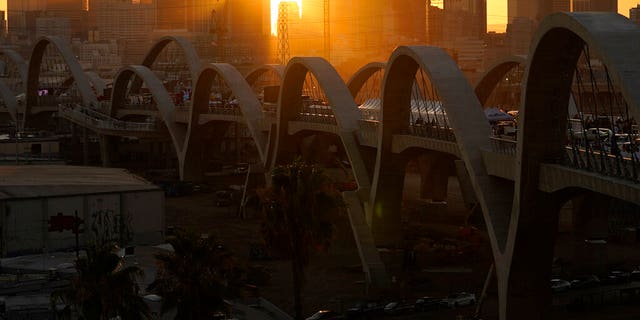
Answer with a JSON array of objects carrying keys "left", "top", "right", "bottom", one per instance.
[{"left": 0, "top": 0, "right": 637, "bottom": 33}]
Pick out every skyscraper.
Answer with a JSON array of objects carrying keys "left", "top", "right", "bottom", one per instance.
[
  {"left": 631, "top": 5, "right": 640, "bottom": 27},
  {"left": 573, "top": 0, "right": 617, "bottom": 12}
]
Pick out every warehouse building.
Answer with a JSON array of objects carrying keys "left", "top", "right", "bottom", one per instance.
[{"left": 0, "top": 165, "right": 165, "bottom": 257}]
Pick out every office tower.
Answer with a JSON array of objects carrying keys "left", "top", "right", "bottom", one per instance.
[
  {"left": 631, "top": 5, "right": 640, "bottom": 27},
  {"left": 0, "top": 11, "right": 6, "bottom": 41},
  {"left": 7, "top": 0, "right": 46, "bottom": 42},
  {"left": 91, "top": 0, "right": 156, "bottom": 64},
  {"left": 508, "top": 0, "right": 537, "bottom": 23},
  {"left": 573, "top": 0, "right": 617, "bottom": 12},
  {"left": 427, "top": 2, "right": 444, "bottom": 46}
]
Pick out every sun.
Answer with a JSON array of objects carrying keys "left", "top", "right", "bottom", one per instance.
[{"left": 271, "top": 0, "right": 303, "bottom": 36}]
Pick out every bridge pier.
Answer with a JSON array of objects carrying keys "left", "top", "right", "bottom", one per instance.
[
  {"left": 500, "top": 191, "right": 564, "bottom": 320},
  {"left": 370, "top": 152, "right": 407, "bottom": 246},
  {"left": 570, "top": 192, "right": 610, "bottom": 275},
  {"left": 99, "top": 134, "right": 111, "bottom": 167},
  {"left": 417, "top": 152, "right": 455, "bottom": 202}
]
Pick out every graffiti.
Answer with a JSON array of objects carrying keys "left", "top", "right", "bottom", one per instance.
[{"left": 90, "top": 208, "right": 132, "bottom": 245}]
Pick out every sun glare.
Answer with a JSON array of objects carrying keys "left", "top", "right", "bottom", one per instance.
[{"left": 271, "top": 0, "right": 303, "bottom": 36}]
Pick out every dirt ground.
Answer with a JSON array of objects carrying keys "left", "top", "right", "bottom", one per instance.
[
  {"left": 164, "top": 171, "right": 640, "bottom": 320},
  {"left": 164, "top": 172, "right": 492, "bottom": 318}
]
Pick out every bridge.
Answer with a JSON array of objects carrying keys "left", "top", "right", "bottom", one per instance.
[{"left": 0, "top": 12, "right": 639, "bottom": 320}]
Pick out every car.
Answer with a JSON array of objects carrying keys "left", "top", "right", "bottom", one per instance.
[
  {"left": 235, "top": 163, "right": 249, "bottom": 174},
  {"left": 383, "top": 301, "right": 414, "bottom": 315},
  {"left": 414, "top": 296, "right": 445, "bottom": 311},
  {"left": 215, "top": 190, "right": 234, "bottom": 207},
  {"left": 305, "top": 310, "right": 343, "bottom": 320},
  {"left": 551, "top": 279, "right": 571, "bottom": 292},
  {"left": 631, "top": 269, "right": 640, "bottom": 282},
  {"left": 570, "top": 275, "right": 600, "bottom": 290},
  {"left": 443, "top": 292, "right": 476, "bottom": 308},
  {"left": 603, "top": 270, "right": 630, "bottom": 284},
  {"left": 345, "top": 301, "right": 383, "bottom": 319}
]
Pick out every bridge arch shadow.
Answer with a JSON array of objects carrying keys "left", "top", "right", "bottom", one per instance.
[{"left": 502, "top": 12, "right": 640, "bottom": 320}]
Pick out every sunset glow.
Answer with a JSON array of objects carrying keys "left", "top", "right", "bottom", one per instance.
[{"left": 270, "top": 0, "right": 303, "bottom": 36}]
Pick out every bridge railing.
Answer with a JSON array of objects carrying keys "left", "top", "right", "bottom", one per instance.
[
  {"left": 488, "top": 135, "right": 640, "bottom": 183},
  {"left": 207, "top": 102, "right": 242, "bottom": 116},
  {"left": 296, "top": 112, "right": 337, "bottom": 125},
  {"left": 410, "top": 124, "right": 456, "bottom": 142},
  {"left": 58, "top": 104, "right": 158, "bottom": 132},
  {"left": 490, "top": 136, "right": 517, "bottom": 156},
  {"left": 563, "top": 145, "right": 640, "bottom": 184},
  {"left": 38, "top": 95, "right": 82, "bottom": 106},
  {"left": 357, "top": 120, "right": 379, "bottom": 145}
]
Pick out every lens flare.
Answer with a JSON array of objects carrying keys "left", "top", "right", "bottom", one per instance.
[{"left": 271, "top": 0, "right": 303, "bottom": 36}]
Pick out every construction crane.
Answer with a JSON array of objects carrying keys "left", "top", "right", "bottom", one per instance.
[
  {"left": 324, "top": 0, "right": 330, "bottom": 61},
  {"left": 277, "top": 2, "right": 291, "bottom": 65}
]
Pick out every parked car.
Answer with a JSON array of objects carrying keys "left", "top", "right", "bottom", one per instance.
[
  {"left": 570, "top": 275, "right": 600, "bottom": 290},
  {"left": 215, "top": 190, "right": 234, "bottom": 207},
  {"left": 345, "top": 301, "right": 383, "bottom": 319},
  {"left": 306, "top": 310, "right": 343, "bottom": 320},
  {"left": 551, "top": 279, "right": 572, "bottom": 292},
  {"left": 415, "top": 296, "right": 445, "bottom": 311},
  {"left": 383, "top": 301, "right": 414, "bottom": 315},
  {"left": 443, "top": 292, "right": 476, "bottom": 308},
  {"left": 631, "top": 269, "right": 640, "bottom": 282},
  {"left": 602, "top": 270, "right": 630, "bottom": 284}
]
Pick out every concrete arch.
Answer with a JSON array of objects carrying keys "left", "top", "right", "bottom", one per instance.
[
  {"left": 183, "top": 63, "right": 268, "bottom": 181},
  {"left": 26, "top": 36, "right": 98, "bottom": 119},
  {"left": 244, "top": 64, "right": 285, "bottom": 86},
  {"left": 271, "top": 57, "right": 371, "bottom": 197},
  {"left": 142, "top": 36, "right": 202, "bottom": 82},
  {"left": 502, "top": 12, "right": 640, "bottom": 320},
  {"left": 61, "top": 71, "right": 108, "bottom": 97},
  {"left": 474, "top": 55, "right": 527, "bottom": 107},
  {"left": 371, "top": 45, "right": 513, "bottom": 255},
  {"left": 0, "top": 80, "right": 19, "bottom": 126},
  {"left": 0, "top": 48, "right": 28, "bottom": 93},
  {"left": 85, "top": 71, "right": 107, "bottom": 97},
  {"left": 346, "top": 62, "right": 385, "bottom": 99},
  {"left": 110, "top": 65, "right": 186, "bottom": 166}
]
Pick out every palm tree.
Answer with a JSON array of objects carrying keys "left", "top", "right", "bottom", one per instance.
[
  {"left": 51, "top": 242, "right": 150, "bottom": 320},
  {"left": 259, "top": 159, "right": 346, "bottom": 320},
  {"left": 148, "top": 228, "right": 244, "bottom": 320}
]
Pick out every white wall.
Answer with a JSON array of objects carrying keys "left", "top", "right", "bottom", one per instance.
[{"left": 1, "top": 190, "right": 165, "bottom": 257}]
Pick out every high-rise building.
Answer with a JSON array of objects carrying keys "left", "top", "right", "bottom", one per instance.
[
  {"left": 573, "top": 0, "right": 617, "bottom": 12},
  {"left": 91, "top": 0, "right": 156, "bottom": 64},
  {"left": 508, "top": 0, "right": 537, "bottom": 23},
  {"left": 8, "top": 0, "right": 87, "bottom": 44},
  {"left": 0, "top": 11, "right": 6, "bottom": 41},
  {"left": 7, "top": 0, "right": 46, "bottom": 42},
  {"left": 631, "top": 5, "right": 640, "bottom": 27},
  {"left": 36, "top": 16, "right": 71, "bottom": 42}
]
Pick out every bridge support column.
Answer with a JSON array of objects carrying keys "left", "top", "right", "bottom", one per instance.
[
  {"left": 570, "top": 192, "right": 610, "bottom": 275},
  {"left": 417, "top": 152, "right": 455, "bottom": 202},
  {"left": 500, "top": 191, "right": 563, "bottom": 320},
  {"left": 99, "top": 134, "right": 112, "bottom": 167},
  {"left": 370, "top": 153, "right": 407, "bottom": 246}
]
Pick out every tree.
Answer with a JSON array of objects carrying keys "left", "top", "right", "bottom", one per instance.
[
  {"left": 51, "top": 242, "right": 150, "bottom": 320},
  {"left": 259, "top": 159, "right": 346, "bottom": 319},
  {"left": 148, "top": 229, "right": 244, "bottom": 320}
]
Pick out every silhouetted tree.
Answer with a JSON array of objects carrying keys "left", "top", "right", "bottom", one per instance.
[
  {"left": 51, "top": 242, "right": 150, "bottom": 320},
  {"left": 259, "top": 159, "right": 345, "bottom": 319},
  {"left": 148, "top": 228, "right": 244, "bottom": 319}
]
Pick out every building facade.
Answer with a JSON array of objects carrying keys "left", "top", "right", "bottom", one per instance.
[{"left": 631, "top": 5, "right": 640, "bottom": 27}]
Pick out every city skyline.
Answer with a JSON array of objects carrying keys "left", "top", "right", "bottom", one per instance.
[{"left": 0, "top": 0, "right": 637, "bottom": 33}]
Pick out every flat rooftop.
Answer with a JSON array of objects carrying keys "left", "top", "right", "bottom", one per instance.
[{"left": 0, "top": 165, "right": 160, "bottom": 199}]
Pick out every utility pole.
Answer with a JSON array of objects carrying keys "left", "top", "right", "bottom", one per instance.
[
  {"left": 324, "top": 0, "right": 330, "bottom": 61},
  {"left": 277, "top": 2, "right": 291, "bottom": 65}
]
